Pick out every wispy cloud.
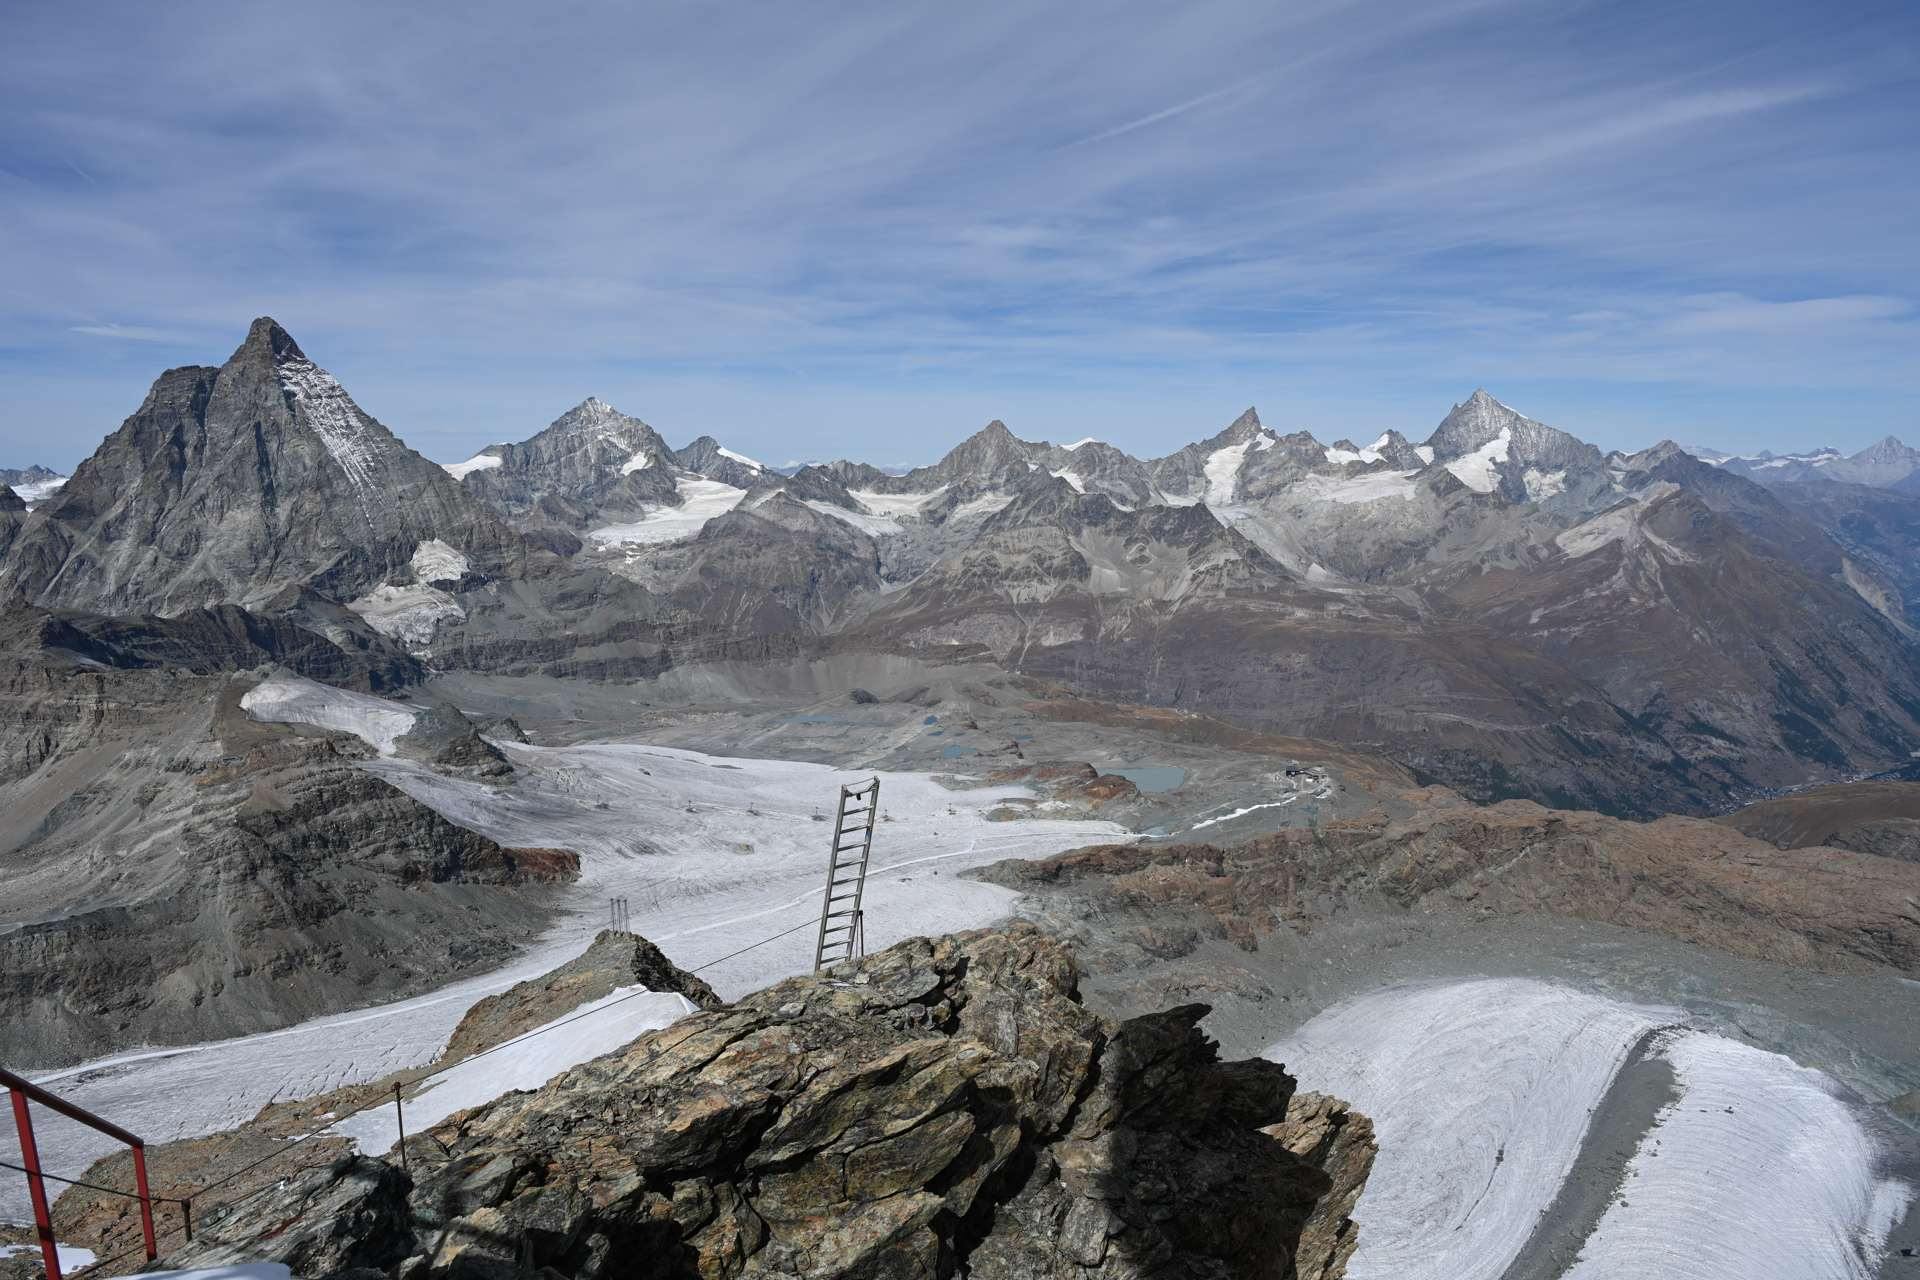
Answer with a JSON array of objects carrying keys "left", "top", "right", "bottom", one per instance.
[
  {"left": 0, "top": 0, "right": 1915, "bottom": 466},
  {"left": 69, "top": 322, "right": 189, "bottom": 342},
  {"left": 1063, "top": 75, "right": 1265, "bottom": 148}
]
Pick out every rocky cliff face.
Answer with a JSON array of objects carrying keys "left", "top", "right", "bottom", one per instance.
[
  {"left": 0, "top": 318, "right": 520, "bottom": 614},
  {"left": 160, "top": 926, "right": 1373, "bottom": 1280},
  {"left": 0, "top": 659, "right": 577, "bottom": 1066}
]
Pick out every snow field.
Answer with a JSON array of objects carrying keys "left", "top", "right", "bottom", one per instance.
[
  {"left": 848, "top": 487, "right": 948, "bottom": 518},
  {"left": 804, "top": 500, "right": 906, "bottom": 537},
  {"left": 1287, "top": 470, "right": 1421, "bottom": 505},
  {"left": 1562, "top": 1031, "right": 1913, "bottom": 1280},
  {"left": 239, "top": 677, "right": 418, "bottom": 755},
  {"left": 587, "top": 477, "right": 748, "bottom": 545},
  {"left": 331, "top": 986, "right": 698, "bottom": 1153},
  {"left": 1268, "top": 979, "right": 1912, "bottom": 1280},
  {"left": 1267, "top": 978, "right": 1674, "bottom": 1280}
]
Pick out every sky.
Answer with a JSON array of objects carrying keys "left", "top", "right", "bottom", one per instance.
[{"left": 1, "top": 0, "right": 1916, "bottom": 471}]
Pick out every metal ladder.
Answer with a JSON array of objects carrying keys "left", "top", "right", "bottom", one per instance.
[{"left": 813, "top": 777, "right": 880, "bottom": 971}]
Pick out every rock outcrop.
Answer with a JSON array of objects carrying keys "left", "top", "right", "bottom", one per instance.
[
  {"left": 442, "top": 929, "right": 723, "bottom": 1062},
  {"left": 0, "top": 662, "right": 577, "bottom": 1066},
  {"left": 159, "top": 926, "right": 1372, "bottom": 1279},
  {"left": 988, "top": 794, "right": 1920, "bottom": 977}
]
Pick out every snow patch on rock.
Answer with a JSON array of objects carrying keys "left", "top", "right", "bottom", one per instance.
[
  {"left": 850, "top": 487, "right": 948, "bottom": 518},
  {"left": 1290, "top": 470, "right": 1421, "bottom": 505},
  {"left": 1523, "top": 467, "right": 1568, "bottom": 501},
  {"left": 13, "top": 475, "right": 67, "bottom": 506},
  {"left": 805, "top": 501, "right": 904, "bottom": 537},
  {"left": 1203, "top": 441, "right": 1253, "bottom": 505},
  {"left": 410, "top": 539, "right": 469, "bottom": 584},
  {"left": 619, "top": 449, "right": 655, "bottom": 475},
  {"left": 277, "top": 351, "right": 387, "bottom": 515},
  {"left": 240, "top": 675, "right": 419, "bottom": 755},
  {"left": 348, "top": 584, "right": 465, "bottom": 647},
  {"left": 1445, "top": 426, "right": 1511, "bottom": 493},
  {"left": 442, "top": 452, "right": 502, "bottom": 480},
  {"left": 332, "top": 986, "right": 698, "bottom": 1154}
]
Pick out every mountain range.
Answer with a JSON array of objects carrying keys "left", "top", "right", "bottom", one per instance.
[{"left": 5, "top": 318, "right": 1920, "bottom": 817}]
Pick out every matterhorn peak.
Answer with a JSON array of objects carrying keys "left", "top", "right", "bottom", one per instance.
[{"left": 238, "top": 315, "right": 305, "bottom": 362}]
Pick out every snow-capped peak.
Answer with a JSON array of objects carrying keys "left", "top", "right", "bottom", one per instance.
[
  {"left": 716, "top": 446, "right": 764, "bottom": 471},
  {"left": 1064, "top": 437, "right": 1101, "bottom": 451}
]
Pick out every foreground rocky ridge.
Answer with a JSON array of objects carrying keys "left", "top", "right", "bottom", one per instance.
[{"left": 150, "top": 926, "right": 1373, "bottom": 1280}]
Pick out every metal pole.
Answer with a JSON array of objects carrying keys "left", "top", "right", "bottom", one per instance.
[
  {"left": 8, "top": 1085, "right": 61, "bottom": 1280},
  {"left": 182, "top": 1197, "right": 194, "bottom": 1243},
  {"left": 130, "top": 1142, "right": 157, "bottom": 1262},
  {"left": 392, "top": 1082, "right": 409, "bottom": 1174}
]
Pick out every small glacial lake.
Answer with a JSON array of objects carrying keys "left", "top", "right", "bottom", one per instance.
[{"left": 1105, "top": 765, "right": 1186, "bottom": 793}]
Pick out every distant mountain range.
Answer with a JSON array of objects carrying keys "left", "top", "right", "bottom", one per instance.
[
  {"left": 1689, "top": 436, "right": 1920, "bottom": 489},
  {"left": 5, "top": 318, "right": 1920, "bottom": 816}
]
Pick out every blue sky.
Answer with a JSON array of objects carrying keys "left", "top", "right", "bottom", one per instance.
[{"left": 2, "top": 1, "right": 1915, "bottom": 470}]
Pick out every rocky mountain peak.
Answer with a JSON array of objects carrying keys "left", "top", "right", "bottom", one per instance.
[
  {"left": 1427, "top": 388, "right": 1531, "bottom": 456},
  {"left": 0, "top": 319, "right": 513, "bottom": 614},
  {"left": 241, "top": 314, "right": 305, "bottom": 362},
  {"left": 1214, "top": 406, "right": 1266, "bottom": 446}
]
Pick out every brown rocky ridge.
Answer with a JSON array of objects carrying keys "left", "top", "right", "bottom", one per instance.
[{"left": 986, "top": 790, "right": 1920, "bottom": 977}]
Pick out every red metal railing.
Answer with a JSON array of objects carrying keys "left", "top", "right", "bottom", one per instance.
[{"left": 2, "top": 1068, "right": 157, "bottom": 1280}]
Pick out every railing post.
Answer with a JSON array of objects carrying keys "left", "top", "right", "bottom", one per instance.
[
  {"left": 130, "top": 1142, "right": 158, "bottom": 1262},
  {"left": 7, "top": 1084, "right": 62, "bottom": 1280},
  {"left": 392, "top": 1082, "right": 409, "bottom": 1174}
]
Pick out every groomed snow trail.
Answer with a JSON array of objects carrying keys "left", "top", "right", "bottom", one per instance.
[
  {"left": 1268, "top": 979, "right": 1674, "bottom": 1280},
  {"left": 1562, "top": 1031, "right": 1912, "bottom": 1280},
  {"left": 1266, "top": 978, "right": 1913, "bottom": 1280},
  {"left": 2, "top": 677, "right": 1125, "bottom": 1224}
]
